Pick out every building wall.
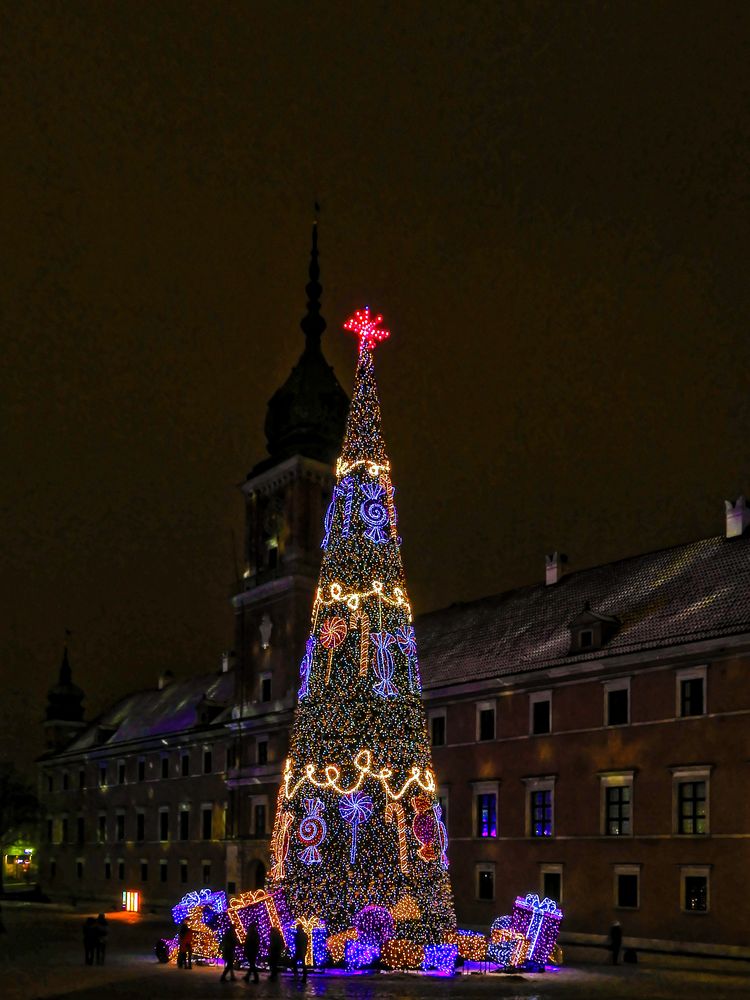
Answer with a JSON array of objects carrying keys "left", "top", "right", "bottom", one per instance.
[
  {"left": 429, "top": 645, "right": 750, "bottom": 949},
  {"left": 39, "top": 731, "right": 234, "bottom": 908}
]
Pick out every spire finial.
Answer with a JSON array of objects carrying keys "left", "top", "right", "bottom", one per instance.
[{"left": 300, "top": 205, "right": 325, "bottom": 349}]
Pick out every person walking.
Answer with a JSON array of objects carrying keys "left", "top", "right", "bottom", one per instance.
[
  {"left": 220, "top": 924, "right": 239, "bottom": 982},
  {"left": 292, "top": 923, "right": 309, "bottom": 980},
  {"left": 609, "top": 920, "right": 623, "bottom": 965},
  {"left": 83, "top": 917, "right": 96, "bottom": 965},
  {"left": 94, "top": 913, "right": 108, "bottom": 965},
  {"left": 268, "top": 925, "right": 284, "bottom": 981},
  {"left": 242, "top": 922, "right": 260, "bottom": 983},
  {"left": 177, "top": 921, "right": 194, "bottom": 969}
]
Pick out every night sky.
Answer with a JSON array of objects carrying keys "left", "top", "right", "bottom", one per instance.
[{"left": 3, "top": 2, "right": 749, "bottom": 774}]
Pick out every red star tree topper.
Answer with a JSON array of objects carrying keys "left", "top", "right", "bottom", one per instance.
[{"left": 343, "top": 306, "right": 390, "bottom": 351}]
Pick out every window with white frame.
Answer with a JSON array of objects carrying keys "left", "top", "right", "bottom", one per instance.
[
  {"left": 472, "top": 781, "right": 499, "bottom": 838},
  {"left": 599, "top": 772, "right": 634, "bottom": 836},
  {"left": 476, "top": 700, "right": 496, "bottom": 741},
  {"left": 476, "top": 862, "right": 495, "bottom": 901},
  {"left": 681, "top": 865, "right": 710, "bottom": 913},
  {"left": 672, "top": 765, "right": 710, "bottom": 835},
  {"left": 676, "top": 665, "right": 707, "bottom": 718},
  {"left": 603, "top": 678, "right": 630, "bottom": 727},
  {"left": 529, "top": 691, "right": 552, "bottom": 735},
  {"left": 428, "top": 709, "right": 446, "bottom": 747},
  {"left": 524, "top": 776, "right": 555, "bottom": 837},
  {"left": 540, "top": 864, "right": 563, "bottom": 905},
  {"left": 614, "top": 864, "right": 640, "bottom": 909}
]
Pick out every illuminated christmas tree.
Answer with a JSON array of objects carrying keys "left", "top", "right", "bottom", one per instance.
[{"left": 267, "top": 307, "right": 455, "bottom": 951}]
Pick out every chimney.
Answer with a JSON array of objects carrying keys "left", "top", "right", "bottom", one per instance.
[
  {"left": 725, "top": 496, "right": 750, "bottom": 538},
  {"left": 157, "top": 670, "right": 174, "bottom": 690},
  {"left": 545, "top": 552, "right": 568, "bottom": 585}
]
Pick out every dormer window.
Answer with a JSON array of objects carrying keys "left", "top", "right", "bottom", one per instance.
[{"left": 568, "top": 602, "right": 620, "bottom": 654}]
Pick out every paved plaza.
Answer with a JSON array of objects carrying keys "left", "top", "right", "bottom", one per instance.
[{"left": 1, "top": 903, "right": 749, "bottom": 1000}]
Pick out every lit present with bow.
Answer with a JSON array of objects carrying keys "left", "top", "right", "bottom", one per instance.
[{"left": 509, "top": 893, "right": 563, "bottom": 964}]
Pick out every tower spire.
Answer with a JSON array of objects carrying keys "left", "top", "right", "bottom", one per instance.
[{"left": 300, "top": 205, "right": 325, "bottom": 350}]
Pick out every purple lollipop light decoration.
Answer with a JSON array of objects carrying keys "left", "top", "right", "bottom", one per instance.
[{"left": 339, "top": 791, "right": 374, "bottom": 864}]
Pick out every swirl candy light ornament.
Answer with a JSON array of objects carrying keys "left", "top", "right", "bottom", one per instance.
[
  {"left": 298, "top": 797, "right": 327, "bottom": 865},
  {"left": 267, "top": 307, "right": 455, "bottom": 946}
]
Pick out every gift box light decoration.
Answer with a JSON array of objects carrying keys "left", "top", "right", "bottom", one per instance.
[
  {"left": 227, "top": 888, "right": 293, "bottom": 952},
  {"left": 267, "top": 310, "right": 455, "bottom": 944},
  {"left": 422, "top": 943, "right": 458, "bottom": 974},
  {"left": 510, "top": 894, "right": 563, "bottom": 965},
  {"left": 327, "top": 927, "right": 357, "bottom": 963},
  {"left": 381, "top": 938, "right": 425, "bottom": 969},
  {"left": 445, "top": 928, "right": 487, "bottom": 961},
  {"left": 345, "top": 939, "right": 381, "bottom": 970}
]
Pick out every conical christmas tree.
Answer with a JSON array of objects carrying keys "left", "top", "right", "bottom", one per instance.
[{"left": 267, "top": 308, "right": 455, "bottom": 951}]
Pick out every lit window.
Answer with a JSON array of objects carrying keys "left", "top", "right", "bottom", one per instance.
[
  {"left": 681, "top": 867, "right": 710, "bottom": 913},
  {"left": 473, "top": 782, "right": 499, "bottom": 838},
  {"left": 600, "top": 772, "right": 634, "bottom": 836},
  {"left": 476, "top": 863, "right": 495, "bottom": 901},
  {"left": 525, "top": 777, "right": 555, "bottom": 837},
  {"left": 530, "top": 692, "right": 552, "bottom": 735},
  {"left": 678, "top": 781, "right": 707, "bottom": 835}
]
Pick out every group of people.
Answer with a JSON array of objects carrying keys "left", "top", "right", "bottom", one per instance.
[
  {"left": 217, "top": 921, "right": 309, "bottom": 983},
  {"left": 82, "top": 913, "right": 108, "bottom": 965}
]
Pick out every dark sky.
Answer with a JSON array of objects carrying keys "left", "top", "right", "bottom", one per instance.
[{"left": 3, "top": 1, "right": 749, "bottom": 774}]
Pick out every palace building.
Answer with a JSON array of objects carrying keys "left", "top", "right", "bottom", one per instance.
[{"left": 38, "top": 233, "right": 750, "bottom": 959}]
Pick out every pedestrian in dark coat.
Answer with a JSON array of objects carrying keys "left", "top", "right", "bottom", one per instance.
[
  {"left": 609, "top": 920, "right": 623, "bottom": 965},
  {"left": 94, "top": 913, "right": 108, "bottom": 965},
  {"left": 293, "top": 923, "right": 309, "bottom": 979},
  {"left": 83, "top": 918, "right": 96, "bottom": 965},
  {"left": 243, "top": 922, "right": 260, "bottom": 983},
  {"left": 268, "top": 926, "right": 284, "bottom": 981},
  {"left": 220, "top": 924, "right": 239, "bottom": 982},
  {"left": 177, "top": 922, "right": 194, "bottom": 969}
]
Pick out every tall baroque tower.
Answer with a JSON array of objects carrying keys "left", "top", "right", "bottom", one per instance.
[{"left": 226, "top": 224, "right": 349, "bottom": 891}]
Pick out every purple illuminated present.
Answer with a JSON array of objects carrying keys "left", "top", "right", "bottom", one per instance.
[
  {"left": 422, "top": 943, "right": 457, "bottom": 974},
  {"left": 487, "top": 940, "right": 514, "bottom": 966},
  {"left": 345, "top": 939, "right": 380, "bottom": 970},
  {"left": 510, "top": 893, "right": 563, "bottom": 964},
  {"left": 228, "top": 888, "right": 292, "bottom": 954},
  {"left": 172, "top": 888, "right": 227, "bottom": 925}
]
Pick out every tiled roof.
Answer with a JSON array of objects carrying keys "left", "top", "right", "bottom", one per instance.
[
  {"left": 63, "top": 670, "right": 234, "bottom": 752},
  {"left": 417, "top": 535, "right": 750, "bottom": 690}
]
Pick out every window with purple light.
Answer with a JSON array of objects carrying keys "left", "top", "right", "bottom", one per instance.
[
  {"left": 531, "top": 789, "right": 552, "bottom": 837},
  {"left": 476, "top": 793, "right": 497, "bottom": 838}
]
